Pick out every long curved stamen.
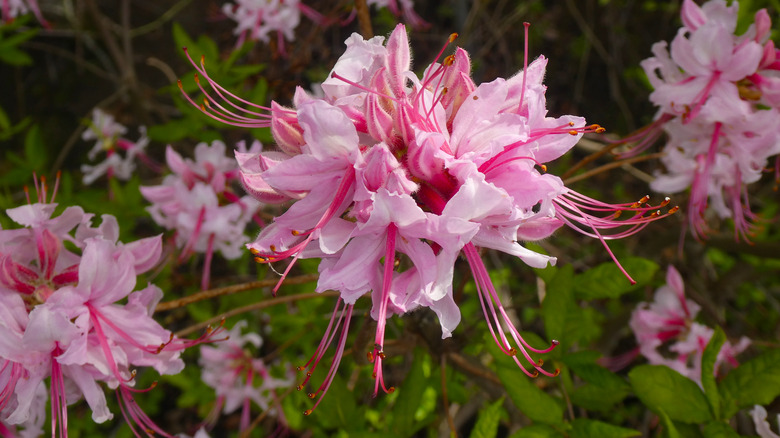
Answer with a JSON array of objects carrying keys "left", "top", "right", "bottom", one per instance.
[
  {"left": 370, "top": 224, "right": 398, "bottom": 396},
  {"left": 463, "top": 244, "right": 559, "bottom": 377},
  {"left": 297, "top": 300, "right": 354, "bottom": 415}
]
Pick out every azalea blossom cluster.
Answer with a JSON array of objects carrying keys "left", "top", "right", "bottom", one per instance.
[
  {"left": 222, "top": 0, "right": 326, "bottom": 51},
  {"left": 199, "top": 321, "right": 291, "bottom": 434},
  {"left": 181, "top": 23, "right": 675, "bottom": 412},
  {"left": 752, "top": 405, "right": 780, "bottom": 438},
  {"left": 0, "top": 178, "right": 192, "bottom": 437},
  {"left": 81, "top": 108, "right": 152, "bottom": 186},
  {"left": 140, "top": 140, "right": 261, "bottom": 289},
  {"left": 638, "top": 0, "right": 780, "bottom": 241},
  {"left": 630, "top": 265, "right": 750, "bottom": 385},
  {"left": 221, "top": 0, "right": 427, "bottom": 53},
  {"left": 1, "top": 0, "right": 47, "bottom": 27}
]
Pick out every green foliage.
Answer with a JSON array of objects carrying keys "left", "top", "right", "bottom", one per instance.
[
  {"left": 0, "top": 17, "right": 37, "bottom": 66},
  {"left": 574, "top": 258, "right": 659, "bottom": 300},
  {"left": 495, "top": 360, "right": 563, "bottom": 425},
  {"left": 629, "top": 365, "right": 712, "bottom": 424},
  {"left": 720, "top": 348, "right": 780, "bottom": 418},
  {"left": 701, "top": 327, "right": 726, "bottom": 420},
  {"left": 569, "top": 419, "right": 640, "bottom": 438},
  {"left": 469, "top": 397, "right": 505, "bottom": 438}
]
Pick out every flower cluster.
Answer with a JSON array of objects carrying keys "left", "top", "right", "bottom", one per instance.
[
  {"left": 140, "top": 140, "right": 261, "bottom": 290},
  {"left": 81, "top": 108, "right": 152, "bottom": 186},
  {"left": 638, "top": 0, "right": 780, "bottom": 240},
  {"left": 181, "top": 23, "right": 674, "bottom": 412},
  {"left": 752, "top": 405, "right": 780, "bottom": 438},
  {"left": 354, "top": 0, "right": 428, "bottom": 30},
  {"left": 0, "top": 178, "right": 187, "bottom": 436},
  {"left": 222, "top": 0, "right": 325, "bottom": 52},
  {"left": 1, "top": 0, "right": 47, "bottom": 27},
  {"left": 630, "top": 265, "right": 749, "bottom": 385},
  {"left": 199, "top": 321, "right": 291, "bottom": 434}
]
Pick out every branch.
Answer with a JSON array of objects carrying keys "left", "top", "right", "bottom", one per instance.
[
  {"left": 156, "top": 273, "right": 318, "bottom": 312},
  {"left": 175, "top": 290, "right": 340, "bottom": 337}
]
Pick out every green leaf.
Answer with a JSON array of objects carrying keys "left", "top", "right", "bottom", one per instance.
[
  {"left": 701, "top": 422, "right": 740, "bottom": 438},
  {"left": 23, "top": 124, "right": 46, "bottom": 171},
  {"left": 172, "top": 22, "right": 197, "bottom": 60},
  {"left": 628, "top": 365, "right": 712, "bottom": 423},
  {"left": 720, "top": 349, "right": 780, "bottom": 418},
  {"left": 657, "top": 410, "right": 680, "bottom": 438},
  {"left": 495, "top": 362, "right": 563, "bottom": 425},
  {"left": 541, "top": 265, "right": 577, "bottom": 346},
  {"left": 392, "top": 351, "right": 430, "bottom": 436},
  {"left": 574, "top": 257, "right": 659, "bottom": 300},
  {"left": 509, "top": 424, "right": 564, "bottom": 438},
  {"left": 0, "top": 46, "right": 32, "bottom": 66},
  {"left": 569, "top": 419, "right": 640, "bottom": 438},
  {"left": 469, "top": 397, "right": 505, "bottom": 438},
  {"left": 701, "top": 327, "right": 726, "bottom": 419}
]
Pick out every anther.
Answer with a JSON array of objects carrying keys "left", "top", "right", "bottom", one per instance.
[
  {"left": 508, "top": 348, "right": 517, "bottom": 356},
  {"left": 639, "top": 195, "right": 650, "bottom": 204},
  {"left": 297, "top": 384, "right": 304, "bottom": 391},
  {"left": 296, "top": 365, "right": 305, "bottom": 371},
  {"left": 552, "top": 368, "right": 561, "bottom": 377},
  {"left": 306, "top": 372, "right": 312, "bottom": 377},
  {"left": 388, "top": 387, "right": 396, "bottom": 393},
  {"left": 291, "top": 230, "right": 301, "bottom": 236},
  {"left": 304, "top": 409, "right": 313, "bottom": 416},
  {"left": 200, "top": 54, "right": 205, "bottom": 65},
  {"left": 269, "top": 245, "right": 277, "bottom": 252},
  {"left": 595, "top": 127, "right": 606, "bottom": 133},
  {"left": 539, "top": 164, "right": 547, "bottom": 172},
  {"left": 568, "top": 130, "right": 578, "bottom": 135},
  {"left": 530, "top": 370, "right": 539, "bottom": 378},
  {"left": 536, "top": 359, "right": 544, "bottom": 367},
  {"left": 372, "top": 372, "right": 377, "bottom": 378},
  {"left": 203, "top": 99, "right": 210, "bottom": 108},
  {"left": 177, "top": 79, "right": 183, "bottom": 89},
  {"left": 473, "top": 96, "right": 479, "bottom": 100},
  {"left": 194, "top": 73, "right": 200, "bottom": 84},
  {"left": 660, "top": 197, "right": 671, "bottom": 207},
  {"left": 367, "top": 351, "right": 374, "bottom": 362},
  {"left": 308, "top": 392, "right": 316, "bottom": 399},
  {"left": 249, "top": 248, "right": 260, "bottom": 255},
  {"left": 613, "top": 210, "right": 623, "bottom": 219},
  {"left": 568, "top": 121, "right": 575, "bottom": 126},
  {"left": 650, "top": 210, "right": 661, "bottom": 218},
  {"left": 443, "top": 55, "right": 455, "bottom": 66},
  {"left": 551, "top": 340, "right": 559, "bottom": 346},
  {"left": 668, "top": 206, "right": 680, "bottom": 214},
  {"left": 448, "top": 33, "right": 458, "bottom": 43},
  {"left": 441, "top": 87, "right": 449, "bottom": 95},
  {"left": 378, "top": 352, "right": 386, "bottom": 360}
]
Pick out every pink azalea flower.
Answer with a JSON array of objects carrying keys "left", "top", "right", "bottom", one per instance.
[
  {"left": 141, "top": 141, "right": 261, "bottom": 289},
  {"left": 222, "top": 0, "right": 326, "bottom": 54},
  {"left": 634, "top": 0, "right": 780, "bottom": 241},
  {"left": 1, "top": 0, "right": 48, "bottom": 27},
  {"left": 199, "top": 321, "right": 291, "bottom": 434},
  {"left": 0, "top": 179, "right": 208, "bottom": 437},
  {"left": 629, "top": 266, "right": 749, "bottom": 385},
  {"left": 81, "top": 109, "right": 152, "bottom": 185},
  {"left": 752, "top": 405, "right": 780, "bottom": 438},
  {"left": 181, "top": 23, "right": 673, "bottom": 412}
]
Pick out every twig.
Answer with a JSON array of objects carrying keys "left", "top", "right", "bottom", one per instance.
[
  {"left": 441, "top": 355, "right": 457, "bottom": 438},
  {"left": 354, "top": 0, "right": 374, "bottom": 39},
  {"left": 560, "top": 137, "right": 624, "bottom": 180},
  {"left": 563, "top": 152, "right": 664, "bottom": 185},
  {"left": 175, "top": 290, "right": 340, "bottom": 337},
  {"left": 156, "top": 273, "right": 319, "bottom": 312},
  {"left": 129, "top": 0, "right": 194, "bottom": 37},
  {"left": 446, "top": 352, "right": 502, "bottom": 386}
]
